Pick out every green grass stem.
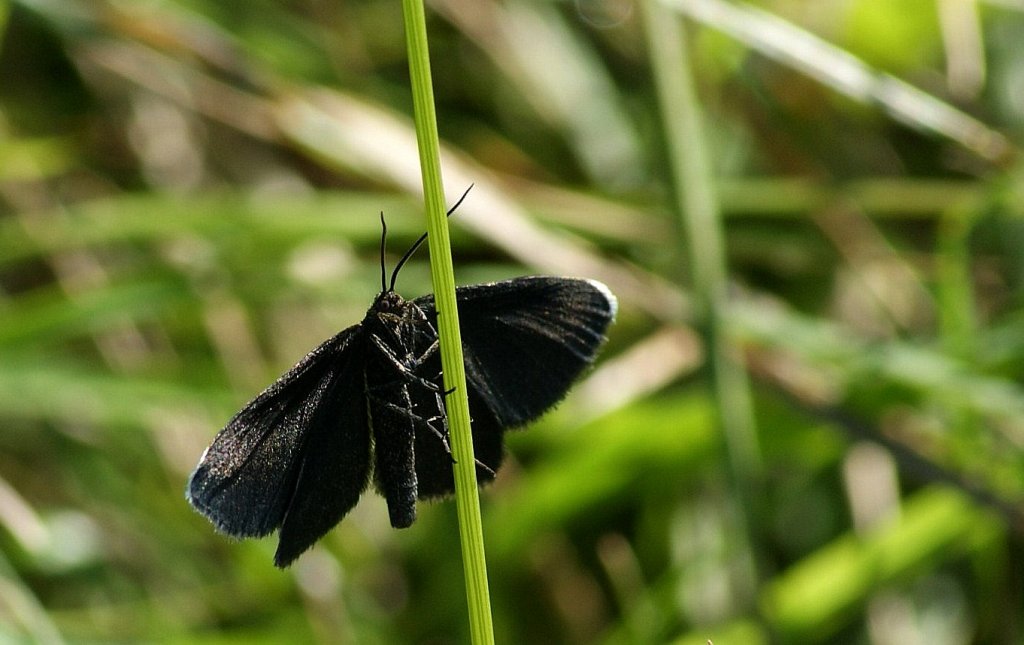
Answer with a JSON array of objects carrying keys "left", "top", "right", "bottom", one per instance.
[
  {"left": 400, "top": 0, "right": 495, "bottom": 642},
  {"left": 642, "top": 0, "right": 764, "bottom": 595}
]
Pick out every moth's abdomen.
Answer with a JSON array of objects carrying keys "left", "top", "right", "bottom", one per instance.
[{"left": 366, "top": 370, "right": 419, "bottom": 528}]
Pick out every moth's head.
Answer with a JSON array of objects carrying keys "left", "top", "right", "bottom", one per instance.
[{"left": 370, "top": 290, "right": 407, "bottom": 318}]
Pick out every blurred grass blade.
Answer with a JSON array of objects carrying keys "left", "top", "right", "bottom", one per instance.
[
  {"left": 430, "top": 0, "right": 644, "bottom": 187},
  {"left": 0, "top": 281, "right": 187, "bottom": 349},
  {"left": 660, "top": 0, "right": 1014, "bottom": 164},
  {"left": 0, "top": 550, "right": 65, "bottom": 645},
  {"left": 642, "top": 0, "right": 763, "bottom": 598},
  {"left": 761, "top": 486, "right": 1002, "bottom": 641},
  {"left": 0, "top": 361, "right": 230, "bottom": 427}
]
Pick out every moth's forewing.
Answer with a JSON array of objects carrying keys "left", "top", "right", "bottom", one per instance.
[
  {"left": 186, "top": 327, "right": 372, "bottom": 567},
  {"left": 273, "top": 343, "right": 371, "bottom": 566},
  {"left": 411, "top": 277, "right": 616, "bottom": 497},
  {"left": 416, "top": 276, "right": 616, "bottom": 426}
]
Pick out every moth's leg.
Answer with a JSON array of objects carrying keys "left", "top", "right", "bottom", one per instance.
[
  {"left": 404, "top": 331, "right": 443, "bottom": 391},
  {"left": 365, "top": 368, "right": 443, "bottom": 397},
  {"left": 372, "top": 397, "right": 497, "bottom": 476},
  {"left": 369, "top": 334, "right": 441, "bottom": 392},
  {"left": 368, "top": 390, "right": 450, "bottom": 448},
  {"left": 408, "top": 318, "right": 442, "bottom": 365},
  {"left": 424, "top": 388, "right": 452, "bottom": 459},
  {"left": 411, "top": 334, "right": 439, "bottom": 362},
  {"left": 473, "top": 457, "right": 496, "bottom": 477},
  {"left": 368, "top": 334, "right": 491, "bottom": 474},
  {"left": 417, "top": 389, "right": 496, "bottom": 476},
  {"left": 388, "top": 319, "right": 449, "bottom": 394},
  {"left": 369, "top": 333, "right": 406, "bottom": 368}
]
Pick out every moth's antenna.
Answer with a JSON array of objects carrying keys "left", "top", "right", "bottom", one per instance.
[
  {"left": 448, "top": 183, "right": 474, "bottom": 216},
  {"left": 388, "top": 184, "right": 474, "bottom": 292},
  {"left": 379, "top": 212, "right": 388, "bottom": 293}
]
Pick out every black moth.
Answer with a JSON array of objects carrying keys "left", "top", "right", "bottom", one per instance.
[{"left": 186, "top": 214, "right": 616, "bottom": 567}]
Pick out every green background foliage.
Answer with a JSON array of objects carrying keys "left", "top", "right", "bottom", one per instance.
[{"left": 1, "top": 0, "right": 1023, "bottom": 642}]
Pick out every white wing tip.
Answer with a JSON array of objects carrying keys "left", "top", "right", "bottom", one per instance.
[{"left": 585, "top": 279, "right": 618, "bottom": 320}]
